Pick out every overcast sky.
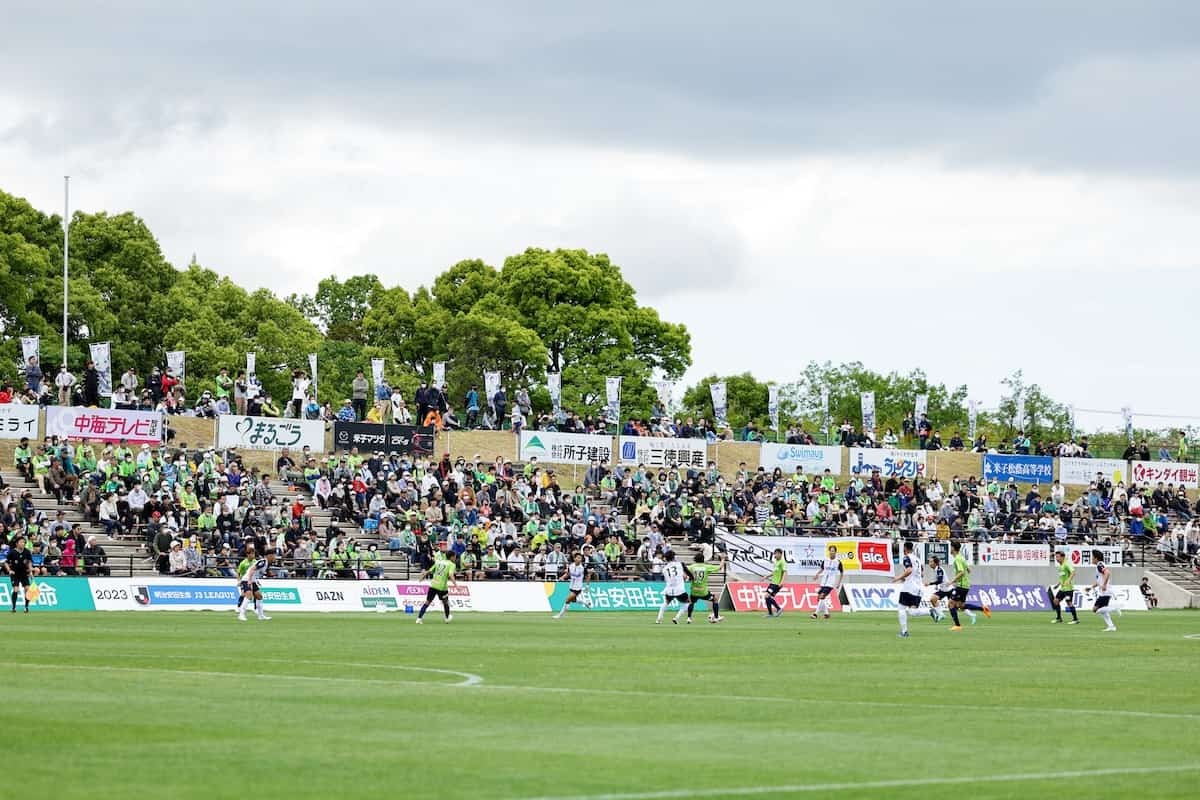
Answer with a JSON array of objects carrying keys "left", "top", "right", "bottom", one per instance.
[{"left": 3, "top": 2, "right": 1198, "bottom": 432}]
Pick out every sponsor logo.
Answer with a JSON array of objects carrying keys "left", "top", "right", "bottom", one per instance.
[
  {"left": 856, "top": 541, "right": 890, "bottom": 571},
  {"left": 525, "top": 435, "right": 546, "bottom": 452},
  {"left": 260, "top": 587, "right": 302, "bottom": 604},
  {"left": 359, "top": 584, "right": 397, "bottom": 608},
  {"left": 726, "top": 582, "right": 841, "bottom": 613},
  {"left": 315, "top": 590, "right": 345, "bottom": 602},
  {"left": 132, "top": 584, "right": 239, "bottom": 606},
  {"left": 621, "top": 441, "right": 636, "bottom": 461}
]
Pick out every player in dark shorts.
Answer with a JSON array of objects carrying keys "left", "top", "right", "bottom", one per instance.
[
  {"left": 764, "top": 548, "right": 787, "bottom": 618},
  {"left": 4, "top": 535, "right": 35, "bottom": 613}
]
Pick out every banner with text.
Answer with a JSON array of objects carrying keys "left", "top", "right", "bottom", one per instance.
[
  {"left": 767, "top": 384, "right": 779, "bottom": 431},
  {"left": 710, "top": 381, "right": 727, "bottom": 429},
  {"left": 217, "top": 415, "right": 326, "bottom": 452},
  {"left": 724, "top": 581, "right": 841, "bottom": 613},
  {"left": 2, "top": 577, "right": 96, "bottom": 611},
  {"left": 759, "top": 443, "right": 842, "bottom": 475},
  {"left": 1059, "top": 457, "right": 1127, "bottom": 486},
  {"left": 605, "top": 376, "right": 621, "bottom": 424},
  {"left": 432, "top": 362, "right": 445, "bottom": 391},
  {"left": 45, "top": 406, "right": 163, "bottom": 445},
  {"left": 20, "top": 335, "right": 39, "bottom": 367},
  {"left": 860, "top": 391, "right": 875, "bottom": 433},
  {"left": 520, "top": 430, "right": 613, "bottom": 465},
  {"left": 977, "top": 542, "right": 1051, "bottom": 566},
  {"left": 544, "top": 581, "right": 709, "bottom": 612},
  {"left": 848, "top": 447, "right": 926, "bottom": 478},
  {"left": 0, "top": 404, "right": 40, "bottom": 439},
  {"left": 618, "top": 435, "right": 708, "bottom": 468},
  {"left": 547, "top": 372, "right": 561, "bottom": 413},
  {"left": 166, "top": 350, "right": 186, "bottom": 384},
  {"left": 982, "top": 453, "right": 1054, "bottom": 484},
  {"left": 89, "top": 341, "right": 112, "bottom": 398},
  {"left": 718, "top": 531, "right": 894, "bottom": 577},
  {"left": 1130, "top": 460, "right": 1199, "bottom": 489},
  {"left": 332, "top": 422, "right": 435, "bottom": 455},
  {"left": 1053, "top": 545, "right": 1124, "bottom": 568}
]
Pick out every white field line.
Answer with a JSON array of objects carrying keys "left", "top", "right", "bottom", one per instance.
[{"left": 507, "top": 764, "right": 1200, "bottom": 800}]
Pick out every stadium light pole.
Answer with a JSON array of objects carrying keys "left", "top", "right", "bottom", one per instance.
[{"left": 62, "top": 175, "right": 70, "bottom": 367}]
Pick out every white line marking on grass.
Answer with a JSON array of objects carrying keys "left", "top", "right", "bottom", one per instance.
[
  {"left": 1184, "top": 633, "right": 1200, "bottom": 640},
  {"left": 508, "top": 764, "right": 1200, "bottom": 800},
  {"left": 23, "top": 662, "right": 482, "bottom": 689}
]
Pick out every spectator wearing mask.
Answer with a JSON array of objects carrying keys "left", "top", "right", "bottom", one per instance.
[
  {"left": 24, "top": 356, "right": 42, "bottom": 396},
  {"left": 351, "top": 371, "right": 369, "bottom": 421},
  {"left": 55, "top": 366, "right": 75, "bottom": 406}
]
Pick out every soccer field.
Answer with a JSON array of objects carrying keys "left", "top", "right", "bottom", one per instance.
[{"left": 5, "top": 610, "right": 1199, "bottom": 800}]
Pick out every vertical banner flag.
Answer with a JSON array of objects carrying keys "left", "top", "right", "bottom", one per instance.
[
  {"left": 860, "top": 391, "right": 876, "bottom": 434},
  {"left": 820, "top": 388, "right": 830, "bottom": 434},
  {"left": 1068, "top": 404, "right": 1076, "bottom": 439},
  {"left": 710, "top": 381, "right": 728, "bottom": 429},
  {"left": 166, "top": 351, "right": 186, "bottom": 385},
  {"left": 605, "top": 376, "right": 621, "bottom": 424},
  {"left": 89, "top": 342, "right": 112, "bottom": 398},
  {"left": 484, "top": 371, "right": 502, "bottom": 414},
  {"left": 370, "top": 358, "right": 385, "bottom": 392},
  {"left": 768, "top": 384, "right": 780, "bottom": 431},
  {"left": 655, "top": 380, "right": 672, "bottom": 412},
  {"left": 20, "top": 335, "right": 39, "bottom": 367},
  {"left": 914, "top": 394, "right": 929, "bottom": 420},
  {"left": 1015, "top": 394, "right": 1026, "bottom": 431},
  {"left": 307, "top": 353, "right": 318, "bottom": 398},
  {"left": 546, "top": 372, "right": 561, "bottom": 413},
  {"left": 432, "top": 362, "right": 446, "bottom": 391},
  {"left": 1121, "top": 406, "right": 1133, "bottom": 443},
  {"left": 968, "top": 399, "right": 978, "bottom": 441},
  {"left": 246, "top": 352, "right": 257, "bottom": 382}
]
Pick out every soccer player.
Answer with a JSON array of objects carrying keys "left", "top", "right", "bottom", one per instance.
[
  {"left": 811, "top": 544, "right": 842, "bottom": 620},
  {"left": 892, "top": 541, "right": 924, "bottom": 638},
  {"left": 1050, "top": 550, "right": 1079, "bottom": 624},
  {"left": 235, "top": 545, "right": 255, "bottom": 616},
  {"left": 237, "top": 548, "right": 275, "bottom": 622},
  {"left": 684, "top": 551, "right": 725, "bottom": 624},
  {"left": 1090, "top": 549, "right": 1117, "bottom": 632},
  {"left": 764, "top": 548, "right": 787, "bottom": 618},
  {"left": 655, "top": 550, "right": 691, "bottom": 625},
  {"left": 416, "top": 550, "right": 457, "bottom": 624},
  {"left": 926, "top": 555, "right": 950, "bottom": 622},
  {"left": 4, "top": 535, "right": 34, "bottom": 613},
  {"left": 947, "top": 541, "right": 990, "bottom": 631},
  {"left": 554, "top": 552, "right": 590, "bottom": 619}
]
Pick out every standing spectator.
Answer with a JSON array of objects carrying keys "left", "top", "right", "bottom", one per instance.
[
  {"left": 465, "top": 385, "right": 480, "bottom": 429},
  {"left": 55, "top": 365, "right": 75, "bottom": 406},
  {"left": 415, "top": 382, "right": 430, "bottom": 425},
  {"left": 917, "top": 414, "right": 932, "bottom": 450},
  {"left": 147, "top": 367, "right": 163, "bottom": 403},
  {"left": 290, "top": 370, "right": 310, "bottom": 418},
  {"left": 351, "top": 370, "right": 369, "bottom": 421},
  {"left": 492, "top": 385, "right": 507, "bottom": 430},
  {"left": 233, "top": 370, "right": 248, "bottom": 415},
  {"left": 82, "top": 360, "right": 100, "bottom": 407},
  {"left": 24, "top": 356, "right": 42, "bottom": 396},
  {"left": 516, "top": 387, "right": 532, "bottom": 418},
  {"left": 120, "top": 367, "right": 139, "bottom": 397}
]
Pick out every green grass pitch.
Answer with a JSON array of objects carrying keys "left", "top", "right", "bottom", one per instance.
[{"left": 5, "top": 610, "right": 1199, "bottom": 800}]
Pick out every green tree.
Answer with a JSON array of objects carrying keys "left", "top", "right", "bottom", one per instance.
[
  {"left": 289, "top": 274, "right": 384, "bottom": 343},
  {"left": 681, "top": 373, "right": 772, "bottom": 434}
]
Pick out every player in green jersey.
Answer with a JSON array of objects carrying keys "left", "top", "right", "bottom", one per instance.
[
  {"left": 234, "top": 545, "right": 255, "bottom": 616},
  {"left": 947, "top": 541, "right": 991, "bottom": 631},
  {"left": 764, "top": 548, "right": 787, "bottom": 617},
  {"left": 416, "top": 551, "right": 458, "bottom": 624},
  {"left": 685, "top": 551, "right": 725, "bottom": 624},
  {"left": 1050, "top": 551, "right": 1079, "bottom": 624}
]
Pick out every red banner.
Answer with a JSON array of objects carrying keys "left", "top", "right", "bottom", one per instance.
[
  {"left": 44, "top": 407, "right": 164, "bottom": 445},
  {"left": 725, "top": 581, "right": 842, "bottom": 613}
]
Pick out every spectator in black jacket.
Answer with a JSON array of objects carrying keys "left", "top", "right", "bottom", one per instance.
[{"left": 83, "top": 360, "right": 100, "bottom": 407}]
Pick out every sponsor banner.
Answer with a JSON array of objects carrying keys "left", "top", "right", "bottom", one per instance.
[
  {"left": 332, "top": 421, "right": 435, "bottom": 455},
  {"left": 759, "top": 443, "right": 842, "bottom": 475},
  {"left": 89, "top": 578, "right": 302, "bottom": 610},
  {"left": 45, "top": 406, "right": 163, "bottom": 445},
  {"left": 1053, "top": 545, "right": 1123, "bottom": 568},
  {"left": 977, "top": 543, "right": 1051, "bottom": 566},
  {"left": 1130, "top": 460, "right": 1199, "bottom": 489},
  {"left": 1059, "top": 457, "right": 1127, "bottom": 486},
  {"left": 846, "top": 583, "right": 1052, "bottom": 612},
  {"left": 618, "top": 435, "right": 707, "bottom": 468},
  {"left": 718, "top": 532, "right": 894, "bottom": 576},
  {"left": 848, "top": 447, "right": 926, "bottom": 478},
  {"left": 0, "top": 404, "right": 39, "bottom": 439},
  {"left": 982, "top": 453, "right": 1054, "bottom": 484},
  {"left": 217, "top": 415, "right": 326, "bottom": 452},
  {"left": 519, "top": 430, "right": 613, "bottom": 465},
  {"left": 1072, "top": 585, "right": 1147, "bottom": 612},
  {"left": 544, "top": 581, "right": 709, "bottom": 612},
  {"left": 724, "top": 582, "right": 842, "bottom": 613},
  {"left": 1, "top": 577, "right": 95, "bottom": 611},
  {"left": 844, "top": 584, "right": 935, "bottom": 613},
  {"left": 914, "top": 541, "right": 974, "bottom": 567}
]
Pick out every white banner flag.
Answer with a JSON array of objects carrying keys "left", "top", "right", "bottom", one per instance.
[
  {"left": 860, "top": 391, "right": 875, "bottom": 433},
  {"left": 968, "top": 399, "right": 979, "bottom": 441},
  {"left": 89, "top": 342, "right": 112, "bottom": 398},
  {"left": 820, "top": 388, "right": 830, "bottom": 432},
  {"left": 484, "top": 371, "right": 502, "bottom": 413},
  {"left": 546, "top": 372, "right": 561, "bottom": 413},
  {"left": 710, "top": 381, "right": 728, "bottom": 429},
  {"left": 605, "top": 376, "right": 622, "bottom": 425},
  {"left": 432, "top": 361, "right": 446, "bottom": 391},
  {"left": 307, "top": 353, "right": 317, "bottom": 388},
  {"left": 246, "top": 352, "right": 257, "bottom": 382},
  {"left": 1015, "top": 394, "right": 1026, "bottom": 431},
  {"left": 20, "top": 336, "right": 39, "bottom": 367},
  {"left": 370, "top": 358, "right": 385, "bottom": 391},
  {"left": 914, "top": 394, "right": 929, "bottom": 420},
  {"left": 768, "top": 385, "right": 780, "bottom": 431},
  {"left": 166, "top": 350, "right": 186, "bottom": 384},
  {"left": 1068, "top": 404, "right": 1076, "bottom": 438},
  {"left": 655, "top": 380, "right": 672, "bottom": 412},
  {"left": 1121, "top": 406, "right": 1133, "bottom": 443}
]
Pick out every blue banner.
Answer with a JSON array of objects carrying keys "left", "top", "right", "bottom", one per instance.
[{"left": 982, "top": 453, "right": 1053, "bottom": 484}]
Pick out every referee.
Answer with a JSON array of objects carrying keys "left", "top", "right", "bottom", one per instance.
[{"left": 4, "top": 535, "right": 34, "bottom": 613}]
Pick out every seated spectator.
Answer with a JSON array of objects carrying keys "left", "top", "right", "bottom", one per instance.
[
  {"left": 168, "top": 540, "right": 190, "bottom": 576},
  {"left": 1139, "top": 577, "right": 1157, "bottom": 609},
  {"left": 81, "top": 536, "right": 110, "bottom": 576}
]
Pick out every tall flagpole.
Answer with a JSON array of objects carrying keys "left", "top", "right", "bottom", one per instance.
[{"left": 62, "top": 175, "right": 70, "bottom": 367}]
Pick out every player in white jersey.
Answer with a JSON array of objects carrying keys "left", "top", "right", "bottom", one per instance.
[
  {"left": 1090, "top": 550, "right": 1117, "bottom": 632},
  {"left": 655, "top": 550, "right": 692, "bottom": 625},
  {"left": 238, "top": 548, "right": 276, "bottom": 621},
  {"left": 810, "top": 545, "right": 843, "bottom": 620},
  {"left": 891, "top": 542, "right": 924, "bottom": 638},
  {"left": 554, "top": 553, "right": 591, "bottom": 618},
  {"left": 926, "top": 556, "right": 950, "bottom": 622}
]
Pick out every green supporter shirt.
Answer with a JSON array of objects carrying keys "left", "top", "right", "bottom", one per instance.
[
  {"left": 1057, "top": 562, "right": 1075, "bottom": 591},
  {"left": 429, "top": 557, "right": 456, "bottom": 591},
  {"left": 953, "top": 553, "right": 971, "bottom": 588},
  {"left": 237, "top": 558, "right": 252, "bottom": 578},
  {"left": 770, "top": 557, "right": 787, "bottom": 585},
  {"left": 689, "top": 562, "right": 720, "bottom": 596}
]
